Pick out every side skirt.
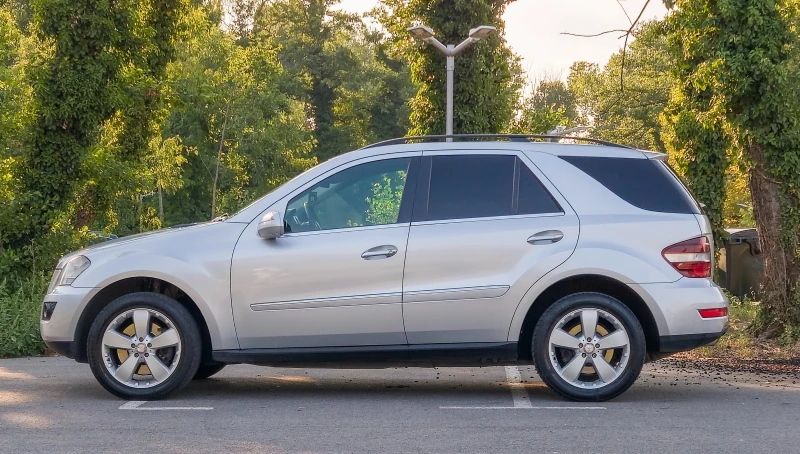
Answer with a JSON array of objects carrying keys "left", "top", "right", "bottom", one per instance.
[{"left": 212, "top": 342, "right": 523, "bottom": 368}]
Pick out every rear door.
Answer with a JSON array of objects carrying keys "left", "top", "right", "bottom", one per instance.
[{"left": 401, "top": 150, "right": 579, "bottom": 344}]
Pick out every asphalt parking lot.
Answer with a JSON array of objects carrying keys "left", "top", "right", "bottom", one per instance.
[{"left": 0, "top": 356, "right": 798, "bottom": 453}]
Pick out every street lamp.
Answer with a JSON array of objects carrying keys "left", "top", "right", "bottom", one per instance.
[{"left": 408, "top": 24, "right": 497, "bottom": 139}]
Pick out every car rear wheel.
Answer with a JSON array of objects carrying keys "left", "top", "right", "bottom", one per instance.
[
  {"left": 87, "top": 292, "right": 202, "bottom": 400},
  {"left": 532, "top": 292, "right": 645, "bottom": 402}
]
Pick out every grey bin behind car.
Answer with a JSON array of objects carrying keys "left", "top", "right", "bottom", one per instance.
[{"left": 718, "top": 228, "right": 764, "bottom": 298}]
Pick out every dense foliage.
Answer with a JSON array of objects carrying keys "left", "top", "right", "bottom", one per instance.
[
  {"left": 569, "top": 21, "right": 671, "bottom": 152},
  {"left": 3, "top": 0, "right": 800, "bottom": 356},
  {"left": 662, "top": 0, "right": 800, "bottom": 330}
]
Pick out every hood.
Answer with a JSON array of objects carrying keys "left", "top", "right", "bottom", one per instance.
[{"left": 75, "top": 222, "right": 214, "bottom": 256}]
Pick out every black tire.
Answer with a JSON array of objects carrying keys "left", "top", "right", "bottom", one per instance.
[
  {"left": 532, "top": 292, "right": 646, "bottom": 402},
  {"left": 193, "top": 363, "right": 226, "bottom": 380},
  {"left": 87, "top": 292, "right": 202, "bottom": 400}
]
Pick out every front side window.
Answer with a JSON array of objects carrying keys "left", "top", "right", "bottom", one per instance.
[{"left": 285, "top": 158, "right": 411, "bottom": 233}]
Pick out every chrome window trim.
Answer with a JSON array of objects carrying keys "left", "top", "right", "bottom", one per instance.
[
  {"left": 410, "top": 211, "right": 565, "bottom": 228},
  {"left": 281, "top": 222, "right": 410, "bottom": 238}
]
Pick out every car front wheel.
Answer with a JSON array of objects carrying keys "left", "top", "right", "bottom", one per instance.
[
  {"left": 87, "top": 292, "right": 202, "bottom": 400},
  {"left": 532, "top": 292, "right": 646, "bottom": 402}
]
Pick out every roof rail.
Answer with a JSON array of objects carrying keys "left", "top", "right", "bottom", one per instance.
[{"left": 361, "top": 134, "right": 632, "bottom": 150}]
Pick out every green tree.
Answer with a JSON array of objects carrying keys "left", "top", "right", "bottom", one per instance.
[
  {"left": 663, "top": 0, "right": 800, "bottom": 330},
  {"left": 0, "top": 0, "right": 190, "bottom": 266},
  {"left": 0, "top": 6, "right": 32, "bottom": 161},
  {"left": 512, "top": 77, "right": 577, "bottom": 134},
  {"left": 569, "top": 21, "right": 672, "bottom": 151},
  {"left": 254, "top": 0, "right": 412, "bottom": 160},
  {"left": 0, "top": 0, "right": 33, "bottom": 29},
  {"left": 378, "top": 0, "right": 523, "bottom": 136},
  {"left": 253, "top": 0, "right": 360, "bottom": 160},
  {"left": 162, "top": 6, "right": 315, "bottom": 222},
  {"left": 1, "top": 0, "right": 137, "bottom": 257},
  {"left": 567, "top": 19, "right": 752, "bottom": 229},
  {"left": 72, "top": 0, "right": 191, "bottom": 231}
]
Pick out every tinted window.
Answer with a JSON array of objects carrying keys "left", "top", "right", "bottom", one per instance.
[
  {"left": 427, "top": 155, "right": 514, "bottom": 221},
  {"left": 559, "top": 156, "right": 701, "bottom": 214},
  {"left": 285, "top": 158, "right": 411, "bottom": 233},
  {"left": 518, "top": 160, "right": 562, "bottom": 214}
]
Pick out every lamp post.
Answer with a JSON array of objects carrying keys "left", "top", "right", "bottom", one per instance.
[{"left": 407, "top": 24, "right": 496, "bottom": 140}]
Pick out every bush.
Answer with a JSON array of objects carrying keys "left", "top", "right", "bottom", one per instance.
[{"left": 0, "top": 273, "right": 48, "bottom": 358}]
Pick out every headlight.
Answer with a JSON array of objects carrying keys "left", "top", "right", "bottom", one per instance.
[{"left": 47, "top": 255, "right": 91, "bottom": 293}]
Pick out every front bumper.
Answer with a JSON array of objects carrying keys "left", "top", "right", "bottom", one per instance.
[
  {"left": 40, "top": 285, "right": 97, "bottom": 359},
  {"left": 44, "top": 340, "right": 76, "bottom": 359}
]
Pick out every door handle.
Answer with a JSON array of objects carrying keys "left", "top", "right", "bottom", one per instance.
[
  {"left": 527, "top": 230, "right": 564, "bottom": 245},
  {"left": 361, "top": 245, "right": 398, "bottom": 260}
]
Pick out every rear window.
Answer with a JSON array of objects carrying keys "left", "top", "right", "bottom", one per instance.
[{"left": 559, "top": 156, "right": 701, "bottom": 214}]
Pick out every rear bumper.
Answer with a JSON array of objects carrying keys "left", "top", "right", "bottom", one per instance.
[
  {"left": 658, "top": 327, "right": 728, "bottom": 353},
  {"left": 632, "top": 279, "right": 729, "bottom": 339}
]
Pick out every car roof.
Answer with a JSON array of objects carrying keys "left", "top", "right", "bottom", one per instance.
[{"left": 354, "top": 136, "right": 664, "bottom": 160}]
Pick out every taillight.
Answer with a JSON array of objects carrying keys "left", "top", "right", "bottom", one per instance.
[{"left": 662, "top": 236, "right": 712, "bottom": 278}]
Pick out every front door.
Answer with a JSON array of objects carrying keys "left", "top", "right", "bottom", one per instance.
[
  {"left": 402, "top": 151, "right": 579, "bottom": 344},
  {"left": 231, "top": 154, "right": 419, "bottom": 349}
]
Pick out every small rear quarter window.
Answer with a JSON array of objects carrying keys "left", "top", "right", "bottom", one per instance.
[{"left": 559, "top": 156, "right": 700, "bottom": 214}]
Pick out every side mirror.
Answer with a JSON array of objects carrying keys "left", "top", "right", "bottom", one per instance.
[{"left": 257, "top": 211, "right": 284, "bottom": 239}]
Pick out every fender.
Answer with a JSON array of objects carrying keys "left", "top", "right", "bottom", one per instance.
[
  {"left": 507, "top": 263, "right": 671, "bottom": 343},
  {"left": 71, "top": 222, "right": 246, "bottom": 350}
]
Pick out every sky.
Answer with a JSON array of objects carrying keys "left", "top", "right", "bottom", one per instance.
[{"left": 335, "top": 0, "right": 668, "bottom": 81}]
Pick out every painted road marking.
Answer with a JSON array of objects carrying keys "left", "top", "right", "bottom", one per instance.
[
  {"left": 439, "top": 366, "right": 606, "bottom": 410},
  {"left": 440, "top": 406, "right": 606, "bottom": 410},
  {"left": 119, "top": 401, "right": 213, "bottom": 411},
  {"left": 505, "top": 365, "right": 533, "bottom": 408}
]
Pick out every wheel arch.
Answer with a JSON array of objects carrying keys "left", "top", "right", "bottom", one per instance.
[
  {"left": 513, "top": 274, "right": 661, "bottom": 361},
  {"left": 73, "top": 277, "right": 214, "bottom": 364}
]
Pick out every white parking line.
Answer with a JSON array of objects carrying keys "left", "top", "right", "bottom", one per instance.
[
  {"left": 438, "top": 366, "right": 606, "bottom": 410},
  {"left": 440, "top": 406, "right": 606, "bottom": 410},
  {"left": 506, "top": 366, "right": 532, "bottom": 408},
  {"left": 119, "top": 401, "right": 213, "bottom": 411},
  {"left": 505, "top": 365, "right": 533, "bottom": 408}
]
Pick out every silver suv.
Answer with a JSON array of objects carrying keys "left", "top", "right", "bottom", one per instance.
[{"left": 40, "top": 135, "right": 729, "bottom": 401}]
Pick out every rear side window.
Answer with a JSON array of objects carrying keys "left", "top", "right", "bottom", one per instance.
[
  {"left": 518, "top": 162, "right": 562, "bottom": 215},
  {"left": 559, "top": 156, "right": 700, "bottom": 214},
  {"left": 423, "top": 155, "right": 562, "bottom": 221},
  {"left": 427, "top": 155, "right": 514, "bottom": 221}
]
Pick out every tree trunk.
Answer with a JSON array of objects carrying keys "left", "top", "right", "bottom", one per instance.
[
  {"left": 747, "top": 141, "right": 800, "bottom": 333},
  {"left": 158, "top": 185, "right": 164, "bottom": 221},
  {"left": 211, "top": 103, "right": 231, "bottom": 219}
]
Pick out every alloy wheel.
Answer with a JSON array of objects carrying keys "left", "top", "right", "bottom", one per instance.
[
  {"left": 547, "top": 307, "right": 630, "bottom": 389},
  {"left": 101, "top": 308, "right": 182, "bottom": 388}
]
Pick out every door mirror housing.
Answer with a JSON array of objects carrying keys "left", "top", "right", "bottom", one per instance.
[{"left": 257, "top": 211, "right": 284, "bottom": 239}]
